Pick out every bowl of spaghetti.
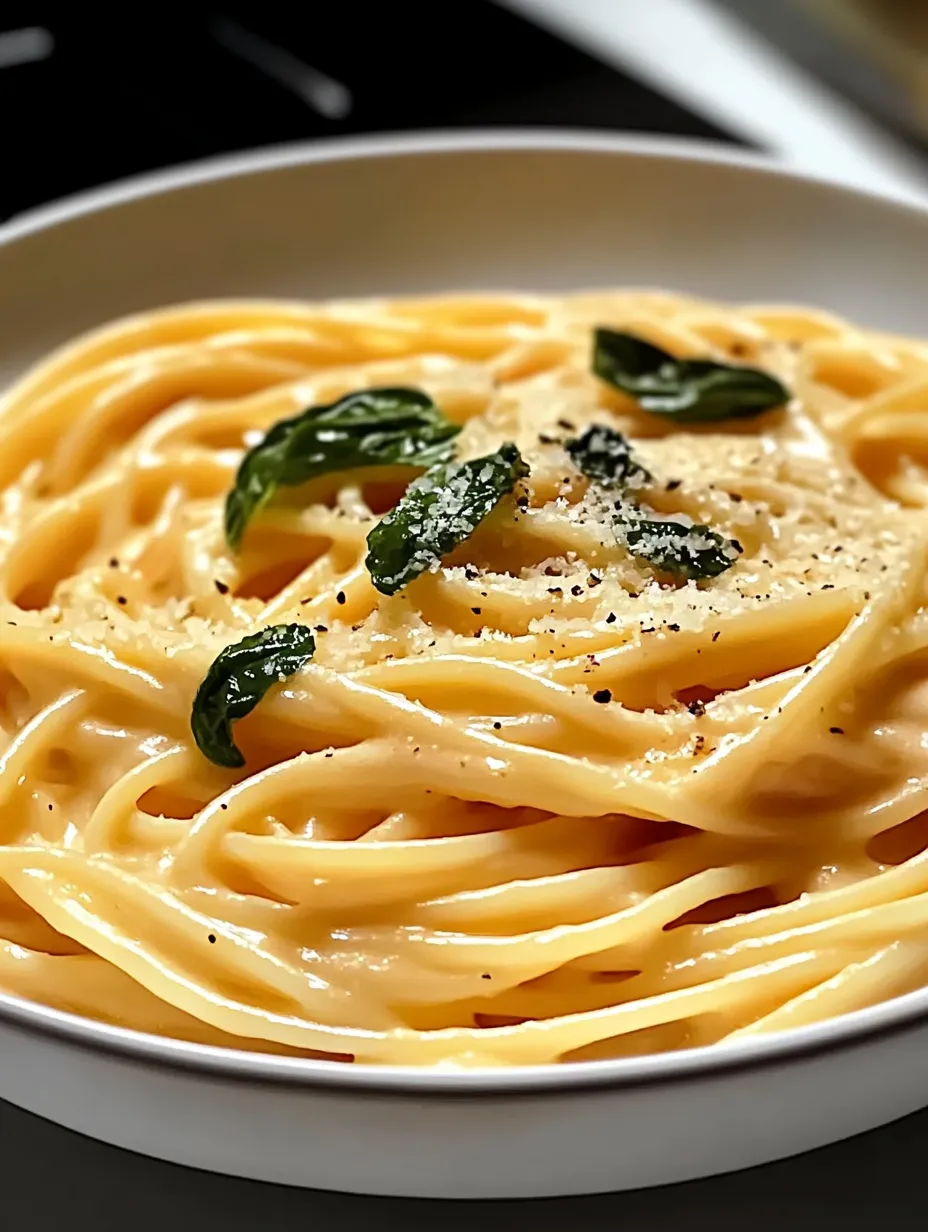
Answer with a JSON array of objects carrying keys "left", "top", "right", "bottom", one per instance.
[{"left": 0, "top": 132, "right": 926, "bottom": 1198}]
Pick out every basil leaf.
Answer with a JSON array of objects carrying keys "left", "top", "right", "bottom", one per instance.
[
  {"left": 566, "top": 416, "right": 741, "bottom": 580},
  {"left": 191, "top": 623, "right": 315, "bottom": 767},
  {"left": 619, "top": 511, "right": 742, "bottom": 580},
  {"left": 566, "top": 424, "right": 652, "bottom": 488},
  {"left": 365, "top": 443, "right": 530, "bottom": 596},
  {"left": 593, "top": 328, "right": 789, "bottom": 423},
  {"left": 225, "top": 387, "right": 461, "bottom": 549}
]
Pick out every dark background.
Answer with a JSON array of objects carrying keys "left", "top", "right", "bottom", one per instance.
[
  {"left": 0, "top": 1, "right": 744, "bottom": 221},
  {"left": 1, "top": 2, "right": 925, "bottom": 1225}
]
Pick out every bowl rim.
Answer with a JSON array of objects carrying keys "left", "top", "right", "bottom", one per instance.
[
  {"left": 1, "top": 126, "right": 927, "bottom": 1097},
  {"left": 2, "top": 127, "right": 926, "bottom": 241}
]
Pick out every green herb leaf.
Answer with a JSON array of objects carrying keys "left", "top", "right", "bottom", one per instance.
[
  {"left": 365, "top": 443, "right": 530, "bottom": 596},
  {"left": 225, "top": 388, "right": 461, "bottom": 549},
  {"left": 566, "top": 424, "right": 652, "bottom": 488},
  {"left": 618, "top": 510, "right": 742, "bottom": 580},
  {"left": 593, "top": 328, "right": 789, "bottom": 423},
  {"left": 191, "top": 623, "right": 315, "bottom": 767}
]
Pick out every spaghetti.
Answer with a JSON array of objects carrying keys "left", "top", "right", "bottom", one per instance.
[{"left": 0, "top": 290, "right": 925, "bottom": 1067}]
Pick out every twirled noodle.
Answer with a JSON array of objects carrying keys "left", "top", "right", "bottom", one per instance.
[{"left": 0, "top": 290, "right": 926, "bottom": 1067}]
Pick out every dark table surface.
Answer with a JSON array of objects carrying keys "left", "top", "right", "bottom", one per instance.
[
  {"left": 0, "top": 1, "right": 744, "bottom": 221},
  {"left": 3, "top": 1095, "right": 926, "bottom": 1229}
]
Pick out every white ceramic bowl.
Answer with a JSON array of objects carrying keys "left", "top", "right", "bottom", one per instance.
[{"left": 1, "top": 132, "right": 927, "bottom": 1200}]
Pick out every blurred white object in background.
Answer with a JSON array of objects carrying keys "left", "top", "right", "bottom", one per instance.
[
  {"left": 498, "top": 0, "right": 928, "bottom": 205},
  {"left": 0, "top": 26, "right": 53, "bottom": 70}
]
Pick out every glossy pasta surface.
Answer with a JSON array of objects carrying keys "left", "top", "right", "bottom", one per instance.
[{"left": 0, "top": 291, "right": 926, "bottom": 1067}]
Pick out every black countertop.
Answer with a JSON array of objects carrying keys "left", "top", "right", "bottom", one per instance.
[{"left": 0, "top": 1, "right": 744, "bottom": 221}]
